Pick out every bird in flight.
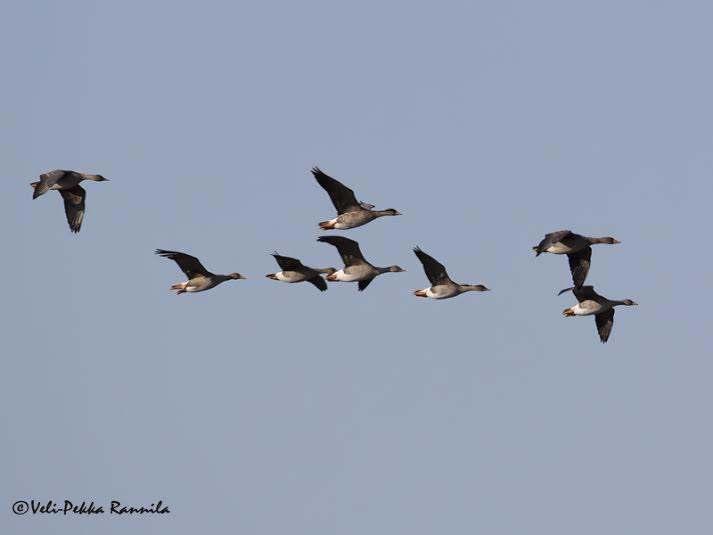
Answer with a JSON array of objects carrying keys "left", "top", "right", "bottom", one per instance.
[
  {"left": 560, "top": 285, "right": 637, "bottom": 343},
  {"left": 31, "top": 170, "right": 109, "bottom": 233},
  {"left": 533, "top": 230, "right": 620, "bottom": 287},
  {"left": 266, "top": 253, "right": 335, "bottom": 292},
  {"left": 155, "top": 249, "right": 246, "bottom": 294},
  {"left": 312, "top": 167, "right": 401, "bottom": 230},
  {"left": 413, "top": 247, "right": 489, "bottom": 299},
  {"left": 317, "top": 236, "right": 405, "bottom": 291}
]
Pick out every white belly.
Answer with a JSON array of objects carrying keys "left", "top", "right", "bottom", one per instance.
[
  {"left": 333, "top": 269, "right": 362, "bottom": 282},
  {"left": 185, "top": 278, "right": 213, "bottom": 292},
  {"left": 427, "top": 286, "right": 458, "bottom": 299},
  {"left": 571, "top": 302, "right": 601, "bottom": 316},
  {"left": 275, "top": 271, "right": 306, "bottom": 283}
]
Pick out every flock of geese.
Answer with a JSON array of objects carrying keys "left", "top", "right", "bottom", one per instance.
[{"left": 31, "top": 167, "right": 638, "bottom": 343}]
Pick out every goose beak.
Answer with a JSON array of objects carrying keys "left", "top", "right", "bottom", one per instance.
[{"left": 613, "top": 239, "right": 621, "bottom": 244}]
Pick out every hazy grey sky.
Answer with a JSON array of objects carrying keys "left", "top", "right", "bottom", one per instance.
[{"left": 2, "top": 1, "right": 712, "bottom": 533}]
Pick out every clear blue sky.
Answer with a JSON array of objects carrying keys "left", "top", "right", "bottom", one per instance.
[{"left": 2, "top": 1, "right": 712, "bottom": 533}]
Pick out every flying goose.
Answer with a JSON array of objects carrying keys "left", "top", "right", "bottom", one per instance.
[
  {"left": 413, "top": 247, "right": 489, "bottom": 299},
  {"left": 155, "top": 249, "right": 246, "bottom": 294},
  {"left": 559, "top": 285, "right": 637, "bottom": 343},
  {"left": 312, "top": 167, "right": 401, "bottom": 230},
  {"left": 266, "top": 253, "right": 336, "bottom": 292},
  {"left": 30, "top": 170, "right": 109, "bottom": 233},
  {"left": 317, "top": 236, "right": 405, "bottom": 291},
  {"left": 532, "top": 230, "right": 620, "bottom": 287}
]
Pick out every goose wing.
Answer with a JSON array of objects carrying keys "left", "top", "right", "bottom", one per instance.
[
  {"left": 413, "top": 247, "right": 451, "bottom": 285},
  {"left": 317, "top": 236, "right": 367, "bottom": 266},
  {"left": 544, "top": 229, "right": 573, "bottom": 243},
  {"left": 307, "top": 275, "right": 328, "bottom": 292},
  {"left": 59, "top": 185, "right": 86, "bottom": 233},
  {"left": 155, "top": 249, "right": 212, "bottom": 278},
  {"left": 534, "top": 229, "right": 573, "bottom": 254},
  {"left": 33, "top": 169, "right": 66, "bottom": 199},
  {"left": 595, "top": 309, "right": 615, "bottom": 343},
  {"left": 312, "top": 167, "right": 361, "bottom": 214},
  {"left": 40, "top": 169, "right": 67, "bottom": 184},
  {"left": 271, "top": 253, "right": 306, "bottom": 272},
  {"left": 571, "top": 285, "right": 601, "bottom": 303},
  {"left": 358, "top": 278, "right": 375, "bottom": 291},
  {"left": 567, "top": 246, "right": 592, "bottom": 287}
]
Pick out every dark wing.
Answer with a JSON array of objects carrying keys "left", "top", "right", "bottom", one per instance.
[
  {"left": 307, "top": 275, "right": 328, "bottom": 292},
  {"left": 33, "top": 170, "right": 65, "bottom": 198},
  {"left": 317, "top": 236, "right": 367, "bottom": 266},
  {"left": 59, "top": 185, "right": 85, "bottom": 233},
  {"left": 312, "top": 167, "right": 361, "bottom": 214},
  {"left": 413, "top": 247, "right": 451, "bottom": 285},
  {"left": 40, "top": 169, "right": 67, "bottom": 183},
  {"left": 272, "top": 253, "right": 305, "bottom": 271},
  {"left": 358, "top": 278, "right": 375, "bottom": 291},
  {"left": 595, "top": 309, "right": 615, "bottom": 343},
  {"left": 155, "top": 249, "right": 211, "bottom": 278},
  {"left": 567, "top": 246, "right": 592, "bottom": 287},
  {"left": 534, "top": 229, "right": 573, "bottom": 254},
  {"left": 544, "top": 229, "right": 573, "bottom": 242},
  {"left": 571, "top": 285, "right": 600, "bottom": 303}
]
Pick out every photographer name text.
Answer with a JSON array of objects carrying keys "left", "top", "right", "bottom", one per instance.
[{"left": 12, "top": 499, "right": 170, "bottom": 516}]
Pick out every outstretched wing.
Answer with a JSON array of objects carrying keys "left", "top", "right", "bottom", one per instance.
[
  {"left": 307, "top": 275, "right": 328, "bottom": 292},
  {"left": 595, "top": 309, "right": 615, "bottom": 343},
  {"left": 534, "top": 229, "right": 573, "bottom": 254},
  {"left": 312, "top": 167, "right": 361, "bottom": 214},
  {"left": 567, "top": 246, "right": 591, "bottom": 287},
  {"left": 155, "top": 249, "right": 211, "bottom": 278},
  {"left": 272, "top": 253, "right": 305, "bottom": 271},
  {"left": 358, "top": 278, "right": 375, "bottom": 291},
  {"left": 413, "top": 247, "right": 451, "bottom": 285},
  {"left": 40, "top": 169, "right": 67, "bottom": 184},
  {"left": 59, "top": 185, "right": 86, "bottom": 233},
  {"left": 571, "top": 285, "right": 600, "bottom": 303},
  {"left": 317, "top": 236, "right": 367, "bottom": 266},
  {"left": 544, "top": 229, "right": 573, "bottom": 241},
  {"left": 33, "top": 170, "right": 66, "bottom": 198}
]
